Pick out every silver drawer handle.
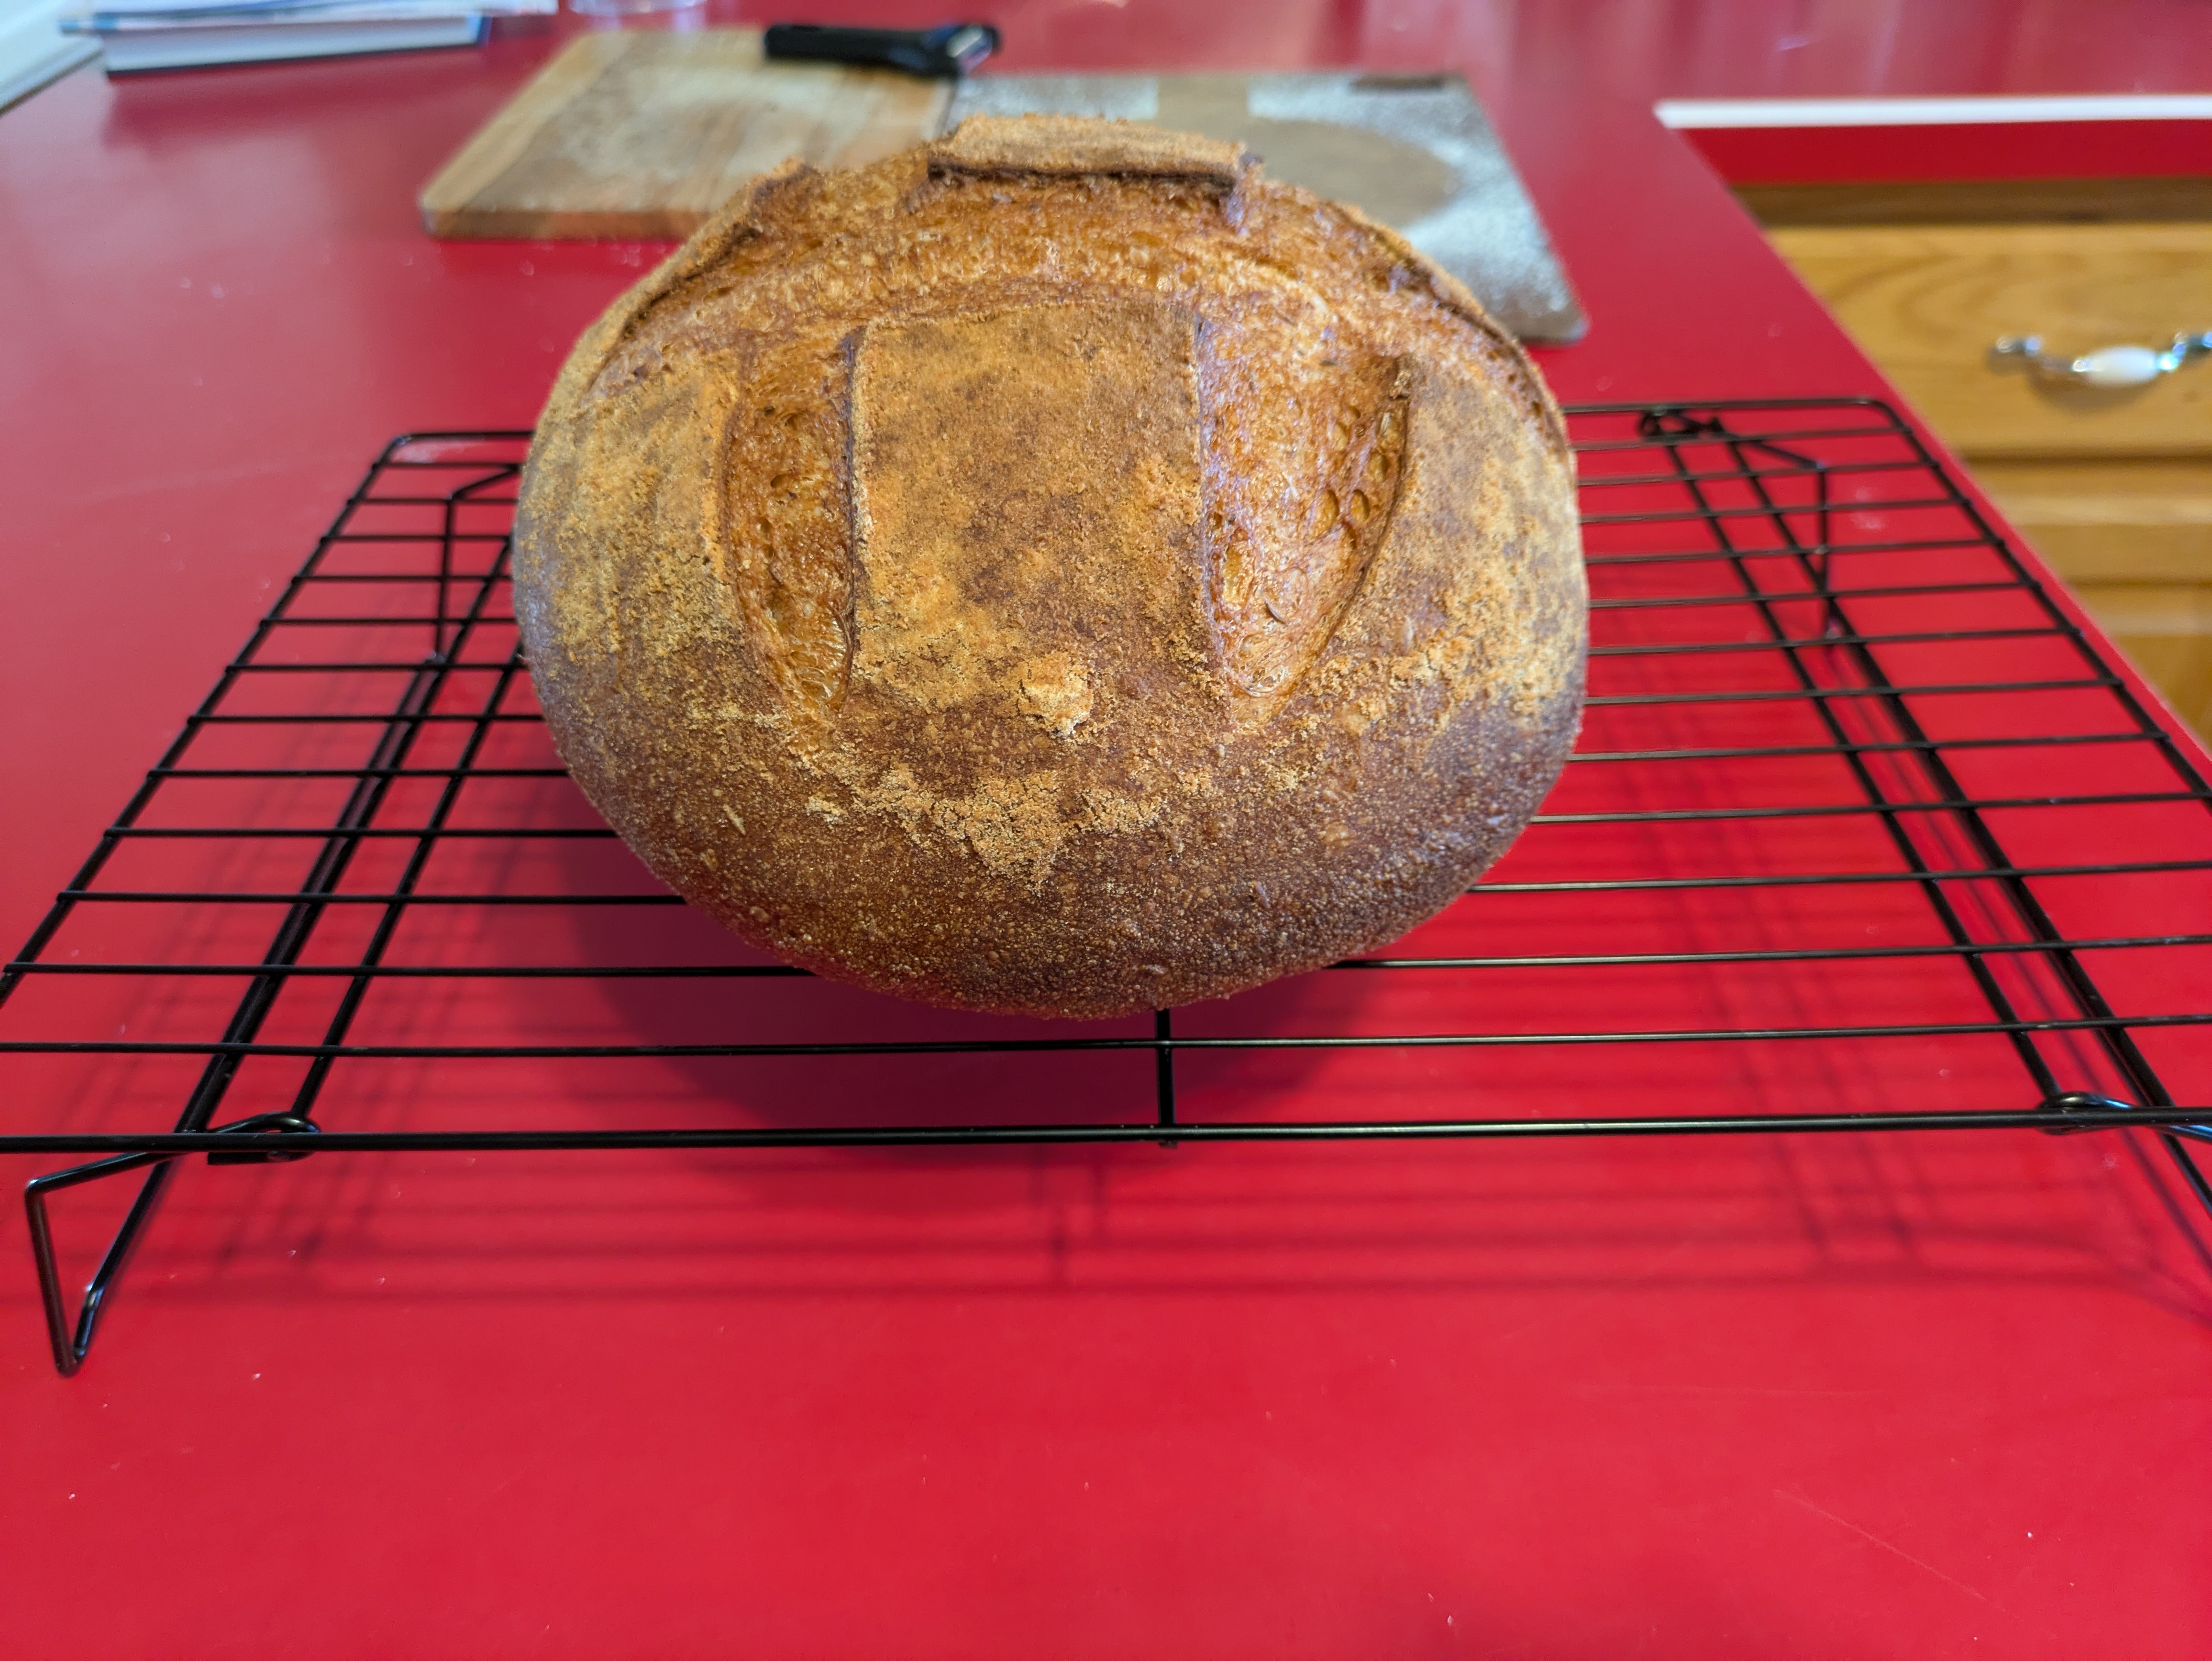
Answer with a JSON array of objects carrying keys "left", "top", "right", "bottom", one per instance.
[{"left": 1991, "top": 331, "right": 2212, "bottom": 388}]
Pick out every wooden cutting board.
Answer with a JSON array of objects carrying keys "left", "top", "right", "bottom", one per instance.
[
  {"left": 419, "top": 44, "right": 1582, "bottom": 342},
  {"left": 419, "top": 30, "right": 949, "bottom": 240}
]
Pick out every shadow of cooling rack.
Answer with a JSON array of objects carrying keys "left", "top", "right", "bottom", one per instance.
[{"left": 5, "top": 398, "right": 2212, "bottom": 1374}]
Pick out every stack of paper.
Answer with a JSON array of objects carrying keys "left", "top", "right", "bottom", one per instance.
[{"left": 59, "top": 0, "right": 553, "bottom": 74}]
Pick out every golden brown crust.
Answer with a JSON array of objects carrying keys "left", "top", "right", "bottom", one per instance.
[
  {"left": 514, "top": 115, "right": 1586, "bottom": 1019},
  {"left": 929, "top": 113, "right": 1249, "bottom": 183}
]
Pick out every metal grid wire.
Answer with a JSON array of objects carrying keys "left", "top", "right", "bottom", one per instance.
[{"left": 7, "top": 398, "right": 2212, "bottom": 1374}]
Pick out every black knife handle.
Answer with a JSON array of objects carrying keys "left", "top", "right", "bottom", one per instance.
[{"left": 763, "top": 22, "right": 1000, "bottom": 78}]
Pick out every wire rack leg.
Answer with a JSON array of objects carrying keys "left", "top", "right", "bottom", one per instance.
[
  {"left": 18, "top": 651, "right": 462, "bottom": 1374},
  {"left": 2045, "top": 1094, "right": 2212, "bottom": 1220},
  {"left": 26, "top": 1152, "right": 168, "bottom": 1376},
  {"left": 15, "top": 459, "right": 516, "bottom": 1376},
  {"left": 2158, "top": 1135, "right": 2212, "bottom": 1218},
  {"left": 23, "top": 1109, "right": 318, "bottom": 1375},
  {"left": 1154, "top": 1008, "right": 1178, "bottom": 1149}
]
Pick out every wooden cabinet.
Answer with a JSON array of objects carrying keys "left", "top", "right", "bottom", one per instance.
[
  {"left": 1969, "top": 456, "right": 2212, "bottom": 732},
  {"left": 1770, "top": 223, "right": 2212, "bottom": 455},
  {"left": 1759, "top": 203, "right": 2212, "bottom": 737}
]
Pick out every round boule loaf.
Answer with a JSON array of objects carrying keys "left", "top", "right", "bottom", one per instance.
[{"left": 513, "top": 114, "right": 1586, "bottom": 1019}]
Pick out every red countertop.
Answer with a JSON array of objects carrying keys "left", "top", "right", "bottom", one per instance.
[{"left": 4, "top": 3, "right": 2212, "bottom": 1656}]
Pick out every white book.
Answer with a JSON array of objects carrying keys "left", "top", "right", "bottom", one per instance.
[
  {"left": 65, "top": 0, "right": 543, "bottom": 24},
  {"left": 98, "top": 11, "right": 482, "bottom": 69}
]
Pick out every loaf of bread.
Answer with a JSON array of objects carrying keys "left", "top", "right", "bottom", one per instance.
[{"left": 513, "top": 115, "right": 1585, "bottom": 1019}]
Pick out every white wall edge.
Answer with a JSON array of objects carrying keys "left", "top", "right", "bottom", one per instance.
[{"left": 1656, "top": 94, "right": 2212, "bottom": 130}]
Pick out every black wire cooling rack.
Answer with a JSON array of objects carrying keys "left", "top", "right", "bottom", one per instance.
[{"left": 6, "top": 398, "right": 2212, "bottom": 1376}]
